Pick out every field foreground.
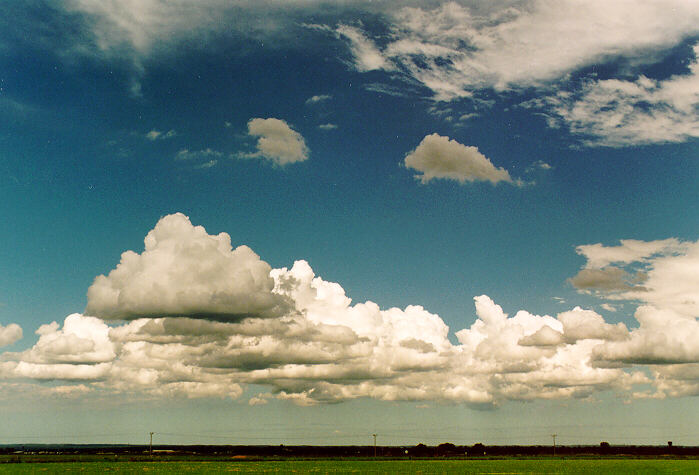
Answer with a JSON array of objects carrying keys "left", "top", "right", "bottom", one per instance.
[{"left": 0, "top": 458, "right": 697, "bottom": 474}]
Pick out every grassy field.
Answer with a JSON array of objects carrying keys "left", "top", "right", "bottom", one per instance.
[{"left": 0, "top": 458, "right": 697, "bottom": 474}]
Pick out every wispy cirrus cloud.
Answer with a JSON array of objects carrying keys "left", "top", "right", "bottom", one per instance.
[
  {"left": 331, "top": 1, "right": 699, "bottom": 146},
  {"left": 545, "top": 44, "right": 699, "bottom": 147},
  {"left": 175, "top": 148, "right": 223, "bottom": 161},
  {"left": 336, "top": 1, "right": 699, "bottom": 98}
]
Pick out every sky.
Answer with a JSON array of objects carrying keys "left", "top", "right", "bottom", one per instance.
[{"left": 0, "top": 0, "right": 698, "bottom": 447}]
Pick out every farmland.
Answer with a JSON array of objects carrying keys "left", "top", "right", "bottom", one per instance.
[{"left": 1, "top": 456, "right": 697, "bottom": 474}]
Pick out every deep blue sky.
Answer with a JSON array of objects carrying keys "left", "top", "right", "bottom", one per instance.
[{"left": 0, "top": 1, "right": 697, "bottom": 445}]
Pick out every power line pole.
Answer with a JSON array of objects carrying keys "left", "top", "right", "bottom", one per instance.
[
  {"left": 150, "top": 432, "right": 154, "bottom": 457},
  {"left": 551, "top": 434, "right": 557, "bottom": 457},
  {"left": 373, "top": 434, "right": 377, "bottom": 457}
]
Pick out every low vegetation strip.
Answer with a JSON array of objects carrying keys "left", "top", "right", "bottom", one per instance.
[{"left": 0, "top": 459, "right": 697, "bottom": 474}]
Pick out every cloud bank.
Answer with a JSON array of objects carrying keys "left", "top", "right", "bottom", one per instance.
[{"left": 2, "top": 214, "right": 696, "bottom": 405}]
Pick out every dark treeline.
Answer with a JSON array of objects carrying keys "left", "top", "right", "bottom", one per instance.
[{"left": 1, "top": 443, "right": 697, "bottom": 458}]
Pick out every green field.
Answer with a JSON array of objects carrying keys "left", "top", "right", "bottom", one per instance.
[{"left": 0, "top": 459, "right": 697, "bottom": 474}]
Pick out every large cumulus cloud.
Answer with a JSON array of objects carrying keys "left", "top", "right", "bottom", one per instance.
[
  {"left": 86, "top": 213, "right": 292, "bottom": 321},
  {"left": 1, "top": 215, "right": 696, "bottom": 405}
]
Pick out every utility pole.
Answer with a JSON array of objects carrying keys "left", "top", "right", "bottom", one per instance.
[
  {"left": 551, "top": 434, "right": 557, "bottom": 457},
  {"left": 373, "top": 434, "right": 377, "bottom": 457},
  {"left": 150, "top": 432, "right": 154, "bottom": 456}
]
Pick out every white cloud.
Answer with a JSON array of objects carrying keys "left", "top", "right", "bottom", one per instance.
[
  {"left": 330, "top": 2, "right": 699, "bottom": 147},
  {"left": 64, "top": 0, "right": 276, "bottom": 57},
  {"left": 146, "top": 129, "right": 176, "bottom": 141},
  {"left": 556, "top": 307, "right": 628, "bottom": 343},
  {"left": 403, "top": 133, "right": 514, "bottom": 185},
  {"left": 85, "top": 213, "right": 292, "bottom": 321},
  {"left": 194, "top": 160, "right": 218, "bottom": 169},
  {"left": 0, "top": 323, "right": 22, "bottom": 347},
  {"left": 1, "top": 215, "right": 695, "bottom": 404},
  {"left": 527, "top": 160, "right": 552, "bottom": 172},
  {"left": 318, "top": 123, "right": 338, "bottom": 130},
  {"left": 335, "top": 24, "right": 392, "bottom": 72},
  {"left": 248, "top": 394, "right": 270, "bottom": 406},
  {"left": 548, "top": 44, "right": 699, "bottom": 146},
  {"left": 568, "top": 238, "right": 699, "bottom": 394},
  {"left": 336, "top": 1, "right": 699, "bottom": 100},
  {"left": 574, "top": 238, "right": 685, "bottom": 270},
  {"left": 305, "top": 94, "right": 332, "bottom": 104},
  {"left": 363, "top": 82, "right": 413, "bottom": 98},
  {"left": 570, "top": 239, "right": 699, "bottom": 318},
  {"left": 241, "top": 118, "right": 309, "bottom": 165},
  {"left": 20, "top": 314, "right": 115, "bottom": 364},
  {"left": 175, "top": 148, "right": 223, "bottom": 161}
]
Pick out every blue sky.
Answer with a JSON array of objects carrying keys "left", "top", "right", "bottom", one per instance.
[{"left": 0, "top": 1, "right": 697, "bottom": 446}]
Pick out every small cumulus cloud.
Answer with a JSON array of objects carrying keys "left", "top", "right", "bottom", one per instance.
[
  {"left": 248, "top": 394, "right": 270, "bottom": 406},
  {"left": 305, "top": 94, "right": 332, "bottom": 105},
  {"left": 145, "top": 129, "right": 176, "bottom": 141},
  {"left": 403, "top": 133, "right": 514, "bottom": 185},
  {"left": 526, "top": 160, "right": 552, "bottom": 172},
  {"left": 0, "top": 323, "right": 22, "bottom": 347},
  {"left": 318, "top": 123, "right": 338, "bottom": 130},
  {"left": 240, "top": 118, "right": 309, "bottom": 166}
]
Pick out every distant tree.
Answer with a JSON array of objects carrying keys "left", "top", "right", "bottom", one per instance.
[
  {"left": 470, "top": 443, "right": 486, "bottom": 456},
  {"left": 437, "top": 443, "right": 457, "bottom": 456},
  {"left": 599, "top": 441, "right": 610, "bottom": 454},
  {"left": 411, "top": 443, "right": 430, "bottom": 457}
]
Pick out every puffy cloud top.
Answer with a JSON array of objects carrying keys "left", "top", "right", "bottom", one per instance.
[
  {"left": 404, "top": 133, "right": 514, "bottom": 185},
  {"left": 1, "top": 215, "right": 696, "bottom": 405},
  {"left": 244, "top": 118, "right": 309, "bottom": 166},
  {"left": 86, "top": 213, "right": 291, "bottom": 321},
  {"left": 0, "top": 323, "right": 22, "bottom": 347}
]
